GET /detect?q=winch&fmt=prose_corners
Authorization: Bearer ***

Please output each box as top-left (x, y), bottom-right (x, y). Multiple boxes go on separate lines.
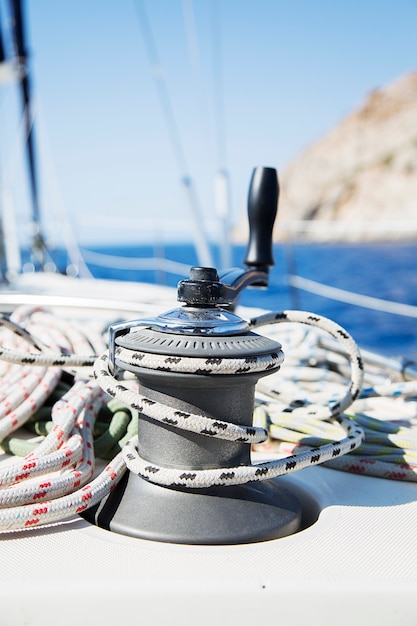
top-left (85, 167), bottom-right (304, 543)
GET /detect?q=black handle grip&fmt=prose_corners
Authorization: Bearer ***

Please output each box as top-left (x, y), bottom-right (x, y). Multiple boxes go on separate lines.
top-left (244, 166), bottom-right (279, 268)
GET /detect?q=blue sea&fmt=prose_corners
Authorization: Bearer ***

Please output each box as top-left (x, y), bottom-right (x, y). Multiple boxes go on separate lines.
top-left (48, 241), bottom-right (417, 360)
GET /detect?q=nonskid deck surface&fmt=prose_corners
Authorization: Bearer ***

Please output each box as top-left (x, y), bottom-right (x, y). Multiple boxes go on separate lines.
top-left (0, 273), bottom-right (415, 625)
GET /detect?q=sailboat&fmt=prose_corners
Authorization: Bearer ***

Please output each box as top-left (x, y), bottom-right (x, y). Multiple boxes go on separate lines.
top-left (0, 2), bottom-right (416, 625)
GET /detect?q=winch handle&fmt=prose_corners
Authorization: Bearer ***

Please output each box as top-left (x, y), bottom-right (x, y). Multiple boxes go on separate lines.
top-left (177, 166), bottom-right (279, 307)
top-left (244, 166), bottom-right (279, 270)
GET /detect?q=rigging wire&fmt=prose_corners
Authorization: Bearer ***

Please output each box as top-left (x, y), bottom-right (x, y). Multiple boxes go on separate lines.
top-left (209, 1), bottom-right (232, 268)
top-left (80, 247), bottom-right (190, 275)
top-left (133, 0), bottom-right (213, 268)
top-left (210, 0), bottom-right (227, 172)
top-left (289, 274), bottom-right (417, 318)
top-left (182, 0), bottom-right (213, 164)
top-left (134, 0), bottom-right (187, 178)
top-left (32, 97), bottom-right (93, 279)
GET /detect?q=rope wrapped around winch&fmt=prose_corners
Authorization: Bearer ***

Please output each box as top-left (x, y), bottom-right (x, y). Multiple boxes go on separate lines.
top-left (0, 305), bottom-right (415, 531)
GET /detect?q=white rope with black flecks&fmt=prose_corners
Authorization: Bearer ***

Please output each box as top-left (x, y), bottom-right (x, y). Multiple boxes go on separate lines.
top-left (114, 345), bottom-right (284, 376)
top-left (93, 310), bottom-right (365, 488)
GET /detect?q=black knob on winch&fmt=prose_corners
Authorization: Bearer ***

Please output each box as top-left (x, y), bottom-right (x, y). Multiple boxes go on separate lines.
top-left (177, 267), bottom-right (223, 306)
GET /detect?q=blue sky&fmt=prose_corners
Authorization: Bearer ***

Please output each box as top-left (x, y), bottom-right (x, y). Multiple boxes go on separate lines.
top-left (2, 0), bottom-right (417, 246)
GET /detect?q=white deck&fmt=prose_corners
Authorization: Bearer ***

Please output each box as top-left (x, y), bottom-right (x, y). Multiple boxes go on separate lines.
top-left (1, 465), bottom-right (416, 626)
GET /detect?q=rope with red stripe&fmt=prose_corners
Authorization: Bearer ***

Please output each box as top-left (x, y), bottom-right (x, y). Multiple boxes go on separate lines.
top-left (0, 307), bottom-right (126, 531)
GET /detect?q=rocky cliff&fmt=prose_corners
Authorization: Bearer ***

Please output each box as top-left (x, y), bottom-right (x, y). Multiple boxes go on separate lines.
top-left (237, 72), bottom-right (417, 242)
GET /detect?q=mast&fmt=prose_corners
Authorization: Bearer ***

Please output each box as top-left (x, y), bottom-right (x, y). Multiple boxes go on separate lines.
top-left (0, 2), bottom-right (22, 281)
top-left (0, 4), bottom-right (5, 65)
top-left (8, 0), bottom-right (47, 268)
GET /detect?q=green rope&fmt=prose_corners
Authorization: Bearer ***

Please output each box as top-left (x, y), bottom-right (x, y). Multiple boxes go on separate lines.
top-left (1, 391), bottom-right (138, 460)
top-left (94, 409), bottom-right (132, 458)
top-left (1, 437), bottom-right (38, 456)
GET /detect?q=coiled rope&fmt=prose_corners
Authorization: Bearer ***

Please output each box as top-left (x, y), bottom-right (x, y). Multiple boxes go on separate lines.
top-left (251, 318), bottom-right (417, 482)
top-left (0, 308), bottom-right (127, 531)
top-left (0, 304), bottom-right (415, 532)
